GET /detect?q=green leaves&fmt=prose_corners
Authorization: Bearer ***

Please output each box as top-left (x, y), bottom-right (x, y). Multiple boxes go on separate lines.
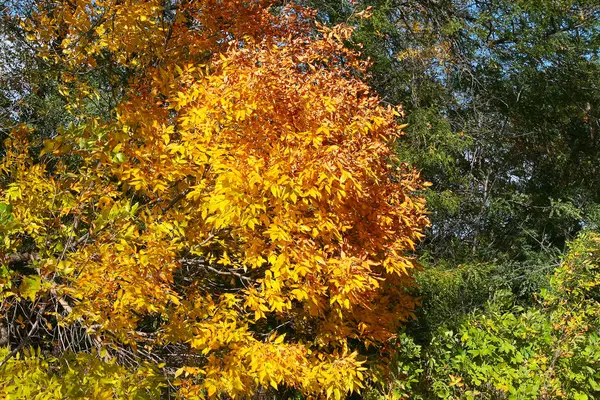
top-left (402, 232), bottom-right (600, 399)
top-left (0, 202), bottom-right (13, 226)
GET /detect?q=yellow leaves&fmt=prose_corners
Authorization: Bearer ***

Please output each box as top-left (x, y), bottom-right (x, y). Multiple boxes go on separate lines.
top-left (218, 252), bottom-right (232, 266)
top-left (4, 1), bottom-right (430, 398)
top-left (235, 108), bottom-right (247, 121)
top-left (272, 333), bottom-right (286, 345)
top-left (291, 288), bottom-right (309, 301)
top-left (0, 350), bottom-right (163, 398)
top-left (206, 382), bottom-right (218, 397)
top-left (18, 275), bottom-right (42, 302)
top-left (449, 374), bottom-right (465, 387)
top-left (175, 366), bottom-right (205, 378)
top-left (56, 260), bottom-right (75, 276)
top-left (327, 386), bottom-right (342, 400)
top-left (269, 183), bottom-right (280, 198)
top-left (264, 224), bottom-right (291, 243)
top-left (95, 24), bottom-right (106, 37)
top-left (168, 294), bottom-right (181, 306)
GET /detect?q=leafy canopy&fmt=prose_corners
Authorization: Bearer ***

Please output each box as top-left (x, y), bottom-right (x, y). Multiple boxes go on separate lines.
top-left (0, 0), bottom-right (428, 398)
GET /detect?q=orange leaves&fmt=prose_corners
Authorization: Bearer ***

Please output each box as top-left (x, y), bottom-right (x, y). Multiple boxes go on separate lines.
top-left (2, 0), bottom-right (430, 398)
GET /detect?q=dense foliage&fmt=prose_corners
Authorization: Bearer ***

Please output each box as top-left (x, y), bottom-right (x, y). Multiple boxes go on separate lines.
top-left (400, 232), bottom-right (600, 399)
top-left (306, 0), bottom-right (600, 265)
top-left (1, 0), bottom-right (600, 399)
top-left (0, 0), bottom-right (429, 398)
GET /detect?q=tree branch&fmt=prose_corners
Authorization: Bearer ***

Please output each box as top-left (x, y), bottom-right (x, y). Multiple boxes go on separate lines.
top-left (0, 306), bottom-right (45, 368)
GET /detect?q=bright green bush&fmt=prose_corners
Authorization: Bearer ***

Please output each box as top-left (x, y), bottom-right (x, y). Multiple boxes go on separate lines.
top-left (421, 232), bottom-right (600, 399)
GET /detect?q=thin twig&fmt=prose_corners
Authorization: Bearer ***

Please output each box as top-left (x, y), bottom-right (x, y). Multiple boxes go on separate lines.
top-left (0, 306), bottom-right (45, 368)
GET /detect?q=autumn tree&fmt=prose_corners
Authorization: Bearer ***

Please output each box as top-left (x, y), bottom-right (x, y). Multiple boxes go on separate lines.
top-left (0, 0), bottom-right (428, 398)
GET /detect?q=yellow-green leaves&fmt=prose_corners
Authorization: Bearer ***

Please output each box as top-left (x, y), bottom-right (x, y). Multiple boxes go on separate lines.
top-left (18, 276), bottom-right (41, 302)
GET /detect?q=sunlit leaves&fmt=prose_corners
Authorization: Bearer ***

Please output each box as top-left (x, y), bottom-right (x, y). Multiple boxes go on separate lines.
top-left (423, 232), bottom-right (600, 399)
top-left (0, 1), bottom-right (428, 398)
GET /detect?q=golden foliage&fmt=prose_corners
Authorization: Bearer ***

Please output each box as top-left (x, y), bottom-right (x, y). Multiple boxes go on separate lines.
top-left (1, 1), bottom-right (428, 398)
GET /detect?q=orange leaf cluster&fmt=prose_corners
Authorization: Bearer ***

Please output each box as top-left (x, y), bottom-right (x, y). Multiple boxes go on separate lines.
top-left (1, 1), bottom-right (428, 398)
